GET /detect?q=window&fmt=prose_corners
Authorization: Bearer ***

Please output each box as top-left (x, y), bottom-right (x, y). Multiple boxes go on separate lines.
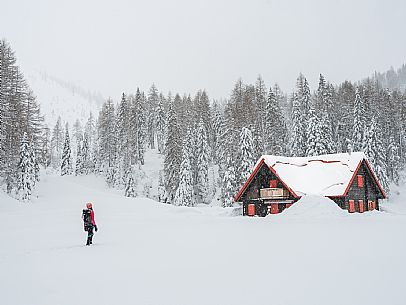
top-left (358, 200), bottom-right (364, 213)
top-left (348, 200), bottom-right (355, 213)
top-left (357, 175), bottom-right (364, 188)
top-left (269, 179), bottom-right (277, 188)
top-left (248, 204), bottom-right (255, 216)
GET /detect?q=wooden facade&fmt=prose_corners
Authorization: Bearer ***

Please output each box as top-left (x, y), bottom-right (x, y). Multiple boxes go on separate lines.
top-left (235, 158), bottom-right (386, 217)
top-left (237, 161), bottom-right (297, 216)
top-left (330, 160), bottom-right (385, 213)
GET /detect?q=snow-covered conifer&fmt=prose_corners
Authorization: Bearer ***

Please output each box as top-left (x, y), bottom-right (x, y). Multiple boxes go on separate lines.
top-left (222, 155), bottom-right (237, 207)
top-left (238, 127), bottom-right (255, 186)
top-left (156, 93), bottom-right (166, 154)
top-left (164, 99), bottom-right (182, 203)
top-left (264, 86), bottom-right (286, 155)
top-left (387, 136), bottom-right (400, 184)
top-left (31, 148), bottom-right (40, 184)
top-left (290, 93), bottom-right (305, 157)
top-left (306, 102), bottom-right (334, 156)
top-left (50, 117), bottom-right (64, 169)
top-left (173, 134), bottom-right (194, 207)
top-left (352, 87), bottom-right (366, 151)
top-left (61, 125), bottom-right (73, 176)
top-left (363, 117), bottom-right (389, 192)
top-left (124, 168), bottom-right (137, 197)
top-left (17, 133), bottom-right (34, 201)
top-left (196, 119), bottom-right (210, 204)
top-left (147, 84), bottom-right (159, 149)
top-left (157, 170), bottom-right (167, 203)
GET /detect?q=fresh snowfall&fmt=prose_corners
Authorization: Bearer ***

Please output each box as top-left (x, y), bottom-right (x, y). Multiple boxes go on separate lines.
top-left (1, 38), bottom-right (406, 305)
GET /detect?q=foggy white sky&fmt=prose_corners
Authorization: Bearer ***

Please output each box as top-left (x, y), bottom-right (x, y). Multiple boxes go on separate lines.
top-left (2, 0), bottom-right (406, 99)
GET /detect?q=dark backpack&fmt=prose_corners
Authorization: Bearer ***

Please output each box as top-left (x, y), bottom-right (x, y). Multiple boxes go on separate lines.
top-left (82, 209), bottom-right (92, 231)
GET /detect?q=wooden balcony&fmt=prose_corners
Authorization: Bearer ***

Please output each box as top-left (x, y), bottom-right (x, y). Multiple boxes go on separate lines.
top-left (260, 188), bottom-right (289, 199)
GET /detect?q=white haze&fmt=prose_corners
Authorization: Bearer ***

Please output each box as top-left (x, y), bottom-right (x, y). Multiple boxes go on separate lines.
top-left (2, 0), bottom-right (406, 99)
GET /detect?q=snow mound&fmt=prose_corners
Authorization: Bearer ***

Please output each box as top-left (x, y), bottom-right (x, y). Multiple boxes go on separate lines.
top-left (281, 195), bottom-right (347, 217)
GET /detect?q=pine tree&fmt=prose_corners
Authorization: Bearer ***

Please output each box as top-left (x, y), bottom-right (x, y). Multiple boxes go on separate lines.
top-left (81, 135), bottom-right (90, 174)
top-left (252, 76), bottom-right (267, 156)
top-left (173, 135), bottom-right (194, 207)
top-left (51, 117), bottom-right (64, 169)
top-left (129, 89), bottom-right (147, 165)
top-left (31, 147), bottom-right (40, 184)
top-left (157, 170), bottom-right (167, 203)
top-left (164, 99), bottom-right (182, 203)
top-left (210, 102), bottom-right (224, 163)
top-left (156, 93), bottom-right (166, 154)
top-left (264, 86), bottom-right (286, 155)
top-left (17, 133), bottom-right (34, 201)
top-left (124, 167), bottom-right (137, 197)
top-left (61, 125), bottom-right (73, 176)
top-left (352, 87), bottom-right (365, 151)
top-left (38, 126), bottom-right (51, 168)
top-left (218, 102), bottom-right (239, 204)
top-left (73, 119), bottom-right (83, 145)
top-left (193, 90), bottom-right (211, 143)
top-left (83, 113), bottom-right (95, 173)
top-left (290, 93), bottom-right (305, 156)
top-left (116, 93), bottom-right (130, 180)
top-left (315, 74), bottom-right (335, 140)
top-left (98, 98), bottom-right (117, 180)
top-left (387, 136), bottom-right (400, 184)
top-left (335, 81), bottom-right (355, 153)
top-left (290, 74), bottom-right (311, 155)
top-left (222, 155), bottom-right (237, 207)
top-left (147, 84), bottom-right (159, 149)
top-left (75, 138), bottom-right (83, 176)
top-left (196, 119), bottom-right (210, 204)
top-left (297, 74), bottom-right (311, 118)
top-left (238, 127), bottom-right (255, 187)
top-left (306, 102), bottom-right (334, 156)
top-left (363, 117), bottom-right (389, 193)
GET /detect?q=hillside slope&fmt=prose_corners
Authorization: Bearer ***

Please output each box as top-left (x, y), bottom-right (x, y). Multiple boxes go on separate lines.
top-left (26, 70), bottom-right (104, 127)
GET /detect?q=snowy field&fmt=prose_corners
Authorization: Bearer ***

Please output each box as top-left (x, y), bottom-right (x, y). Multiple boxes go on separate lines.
top-left (1, 172), bottom-right (406, 305)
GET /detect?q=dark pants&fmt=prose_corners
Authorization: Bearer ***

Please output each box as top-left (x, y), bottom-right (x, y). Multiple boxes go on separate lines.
top-left (86, 226), bottom-right (94, 245)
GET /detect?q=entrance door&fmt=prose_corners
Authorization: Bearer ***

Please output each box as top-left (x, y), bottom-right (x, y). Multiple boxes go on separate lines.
top-left (270, 203), bottom-right (279, 214)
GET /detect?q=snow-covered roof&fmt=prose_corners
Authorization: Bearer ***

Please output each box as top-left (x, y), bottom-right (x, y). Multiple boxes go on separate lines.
top-left (259, 152), bottom-right (366, 197)
top-left (235, 152), bottom-right (387, 201)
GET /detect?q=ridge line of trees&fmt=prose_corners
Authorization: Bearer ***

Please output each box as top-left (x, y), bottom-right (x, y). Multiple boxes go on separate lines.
top-left (2, 39), bottom-right (406, 205)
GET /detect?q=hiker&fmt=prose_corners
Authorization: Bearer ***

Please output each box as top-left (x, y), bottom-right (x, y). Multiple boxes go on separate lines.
top-left (82, 202), bottom-right (98, 246)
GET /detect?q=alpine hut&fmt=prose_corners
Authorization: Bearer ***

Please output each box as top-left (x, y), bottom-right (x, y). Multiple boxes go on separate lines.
top-left (234, 152), bottom-right (387, 216)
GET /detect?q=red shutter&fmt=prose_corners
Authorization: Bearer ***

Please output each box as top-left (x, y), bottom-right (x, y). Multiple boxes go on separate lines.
top-left (358, 200), bottom-right (364, 213)
top-left (348, 200), bottom-right (355, 213)
top-left (248, 204), bottom-right (255, 216)
top-left (357, 175), bottom-right (364, 188)
top-left (270, 204), bottom-right (279, 214)
top-left (269, 180), bottom-right (277, 188)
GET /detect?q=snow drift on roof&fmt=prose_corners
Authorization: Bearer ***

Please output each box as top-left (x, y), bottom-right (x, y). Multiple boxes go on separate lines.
top-left (259, 152), bottom-right (366, 197)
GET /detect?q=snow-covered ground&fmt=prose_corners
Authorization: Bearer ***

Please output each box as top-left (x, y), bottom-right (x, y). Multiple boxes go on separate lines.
top-left (1, 162), bottom-right (406, 305)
